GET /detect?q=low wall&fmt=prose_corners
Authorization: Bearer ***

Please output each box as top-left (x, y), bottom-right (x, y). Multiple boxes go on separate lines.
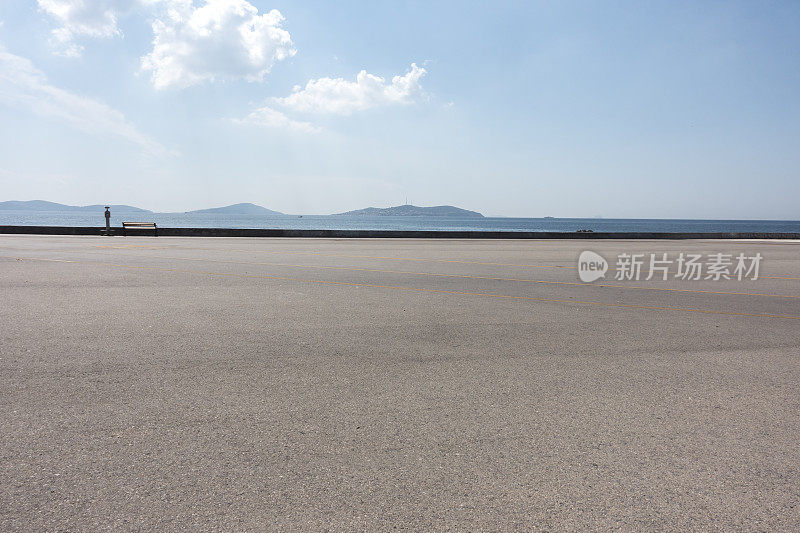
top-left (1, 225), bottom-right (799, 240)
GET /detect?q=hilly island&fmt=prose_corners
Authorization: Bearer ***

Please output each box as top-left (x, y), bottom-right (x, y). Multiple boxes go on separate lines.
top-left (0, 200), bottom-right (150, 213)
top-left (184, 203), bottom-right (283, 215)
top-left (335, 204), bottom-right (484, 218)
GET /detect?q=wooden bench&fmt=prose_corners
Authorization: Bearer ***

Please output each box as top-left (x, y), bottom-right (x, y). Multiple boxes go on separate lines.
top-left (122, 221), bottom-right (158, 236)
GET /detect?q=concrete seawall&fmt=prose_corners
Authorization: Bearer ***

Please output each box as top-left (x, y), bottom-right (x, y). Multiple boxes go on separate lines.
top-left (1, 225), bottom-right (799, 239)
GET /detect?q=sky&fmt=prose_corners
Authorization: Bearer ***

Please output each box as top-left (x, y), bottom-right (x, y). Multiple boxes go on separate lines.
top-left (0, 1), bottom-right (799, 218)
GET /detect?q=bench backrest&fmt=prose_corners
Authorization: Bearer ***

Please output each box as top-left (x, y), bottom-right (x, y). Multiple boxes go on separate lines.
top-left (122, 222), bottom-right (157, 228)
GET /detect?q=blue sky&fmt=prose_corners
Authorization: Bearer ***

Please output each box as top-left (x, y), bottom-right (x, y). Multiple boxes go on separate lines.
top-left (0, 1), bottom-right (798, 218)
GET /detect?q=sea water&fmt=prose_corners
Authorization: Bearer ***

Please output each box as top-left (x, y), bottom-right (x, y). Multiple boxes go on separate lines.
top-left (1, 211), bottom-right (799, 233)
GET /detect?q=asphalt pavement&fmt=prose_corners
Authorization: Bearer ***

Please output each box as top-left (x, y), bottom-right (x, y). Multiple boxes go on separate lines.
top-left (1, 235), bottom-right (799, 530)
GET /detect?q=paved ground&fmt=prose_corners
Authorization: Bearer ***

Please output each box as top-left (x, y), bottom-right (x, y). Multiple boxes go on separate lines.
top-left (1, 235), bottom-right (799, 531)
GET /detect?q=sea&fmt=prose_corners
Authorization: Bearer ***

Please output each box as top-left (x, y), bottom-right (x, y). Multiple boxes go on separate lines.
top-left (1, 211), bottom-right (800, 233)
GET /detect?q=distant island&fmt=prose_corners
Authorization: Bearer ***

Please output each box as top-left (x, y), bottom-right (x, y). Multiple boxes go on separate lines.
top-left (0, 200), bottom-right (150, 213)
top-left (0, 201), bottom-right (284, 215)
top-left (185, 203), bottom-right (283, 215)
top-left (335, 204), bottom-right (484, 218)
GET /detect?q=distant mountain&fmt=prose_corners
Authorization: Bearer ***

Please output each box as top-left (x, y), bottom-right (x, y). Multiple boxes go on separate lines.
top-left (185, 203), bottom-right (283, 215)
top-left (0, 200), bottom-right (150, 213)
top-left (335, 204), bottom-right (484, 218)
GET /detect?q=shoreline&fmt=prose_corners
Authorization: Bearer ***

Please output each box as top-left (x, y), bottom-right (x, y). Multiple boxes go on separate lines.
top-left (2, 225), bottom-right (800, 240)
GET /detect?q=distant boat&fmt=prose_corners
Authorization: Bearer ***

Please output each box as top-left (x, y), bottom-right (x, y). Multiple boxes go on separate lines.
top-left (543, 216), bottom-right (555, 219)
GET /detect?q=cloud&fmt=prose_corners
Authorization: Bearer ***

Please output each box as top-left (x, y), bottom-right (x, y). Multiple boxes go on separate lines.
top-left (0, 47), bottom-right (166, 155)
top-left (233, 106), bottom-right (320, 133)
top-left (37, 0), bottom-right (296, 88)
top-left (272, 63), bottom-right (427, 115)
top-left (141, 0), bottom-right (295, 89)
top-left (37, 0), bottom-right (137, 57)
top-left (235, 63), bottom-right (427, 133)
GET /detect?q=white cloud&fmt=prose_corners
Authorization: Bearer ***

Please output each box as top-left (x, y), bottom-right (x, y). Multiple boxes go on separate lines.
top-left (37, 0), bottom-right (137, 57)
top-left (37, 0), bottom-right (296, 86)
top-left (234, 106), bottom-right (320, 133)
top-left (0, 47), bottom-right (166, 155)
top-left (272, 63), bottom-right (427, 115)
top-left (141, 0), bottom-right (295, 89)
